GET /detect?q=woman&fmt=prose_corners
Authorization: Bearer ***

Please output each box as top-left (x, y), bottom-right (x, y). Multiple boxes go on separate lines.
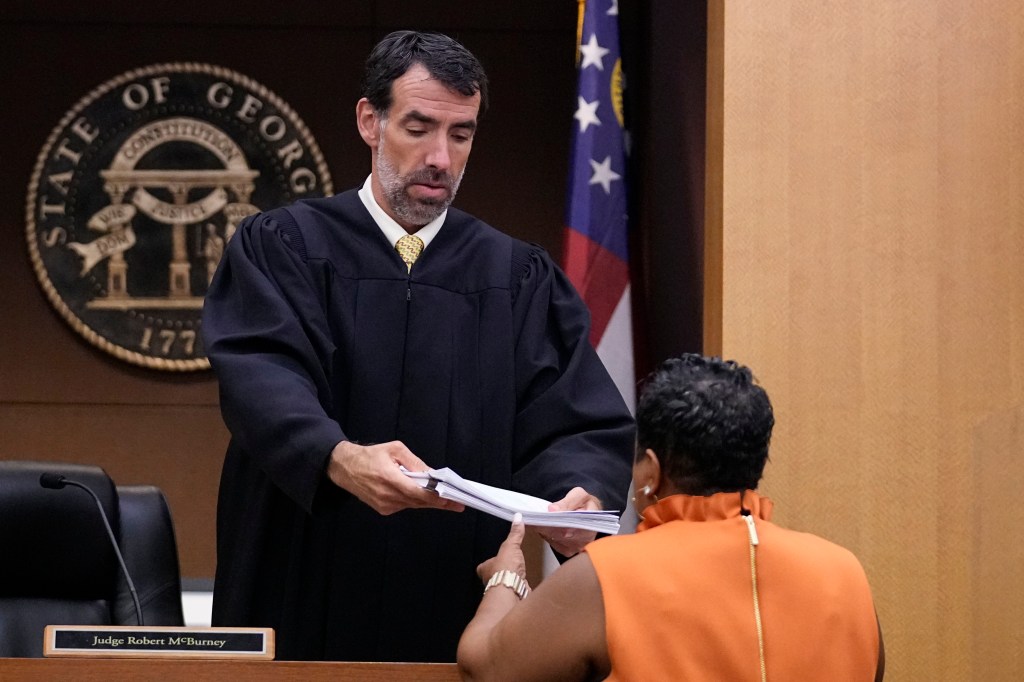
top-left (458, 354), bottom-right (883, 681)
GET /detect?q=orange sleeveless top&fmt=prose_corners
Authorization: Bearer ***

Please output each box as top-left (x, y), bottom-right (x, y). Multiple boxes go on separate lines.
top-left (585, 492), bottom-right (879, 681)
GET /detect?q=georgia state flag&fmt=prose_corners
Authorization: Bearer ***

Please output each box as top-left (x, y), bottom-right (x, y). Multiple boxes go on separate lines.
top-left (563, 0), bottom-right (634, 410)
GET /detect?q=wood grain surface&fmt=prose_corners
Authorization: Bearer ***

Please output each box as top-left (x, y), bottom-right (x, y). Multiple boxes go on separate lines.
top-left (707, 1), bottom-right (1024, 679)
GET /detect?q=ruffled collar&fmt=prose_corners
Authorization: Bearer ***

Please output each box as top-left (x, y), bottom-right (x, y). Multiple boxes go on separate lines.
top-left (637, 490), bottom-right (774, 532)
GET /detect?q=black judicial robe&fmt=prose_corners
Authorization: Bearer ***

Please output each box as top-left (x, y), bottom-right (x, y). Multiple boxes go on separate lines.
top-left (202, 189), bottom-right (634, 662)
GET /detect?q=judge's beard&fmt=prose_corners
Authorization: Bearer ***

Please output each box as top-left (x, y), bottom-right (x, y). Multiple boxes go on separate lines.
top-left (376, 130), bottom-right (465, 227)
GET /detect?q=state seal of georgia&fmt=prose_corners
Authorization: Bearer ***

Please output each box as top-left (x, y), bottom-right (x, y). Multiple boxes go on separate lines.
top-left (25, 63), bottom-right (332, 371)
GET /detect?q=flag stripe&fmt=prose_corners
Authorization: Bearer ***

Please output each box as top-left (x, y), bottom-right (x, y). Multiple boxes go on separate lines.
top-left (596, 286), bottom-right (636, 409)
top-left (563, 228), bottom-right (629, 346)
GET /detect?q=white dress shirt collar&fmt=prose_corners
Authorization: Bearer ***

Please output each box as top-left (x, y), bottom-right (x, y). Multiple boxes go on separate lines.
top-left (357, 175), bottom-right (445, 250)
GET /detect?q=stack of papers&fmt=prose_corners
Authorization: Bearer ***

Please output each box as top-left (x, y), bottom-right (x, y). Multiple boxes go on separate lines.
top-left (404, 466), bottom-right (620, 535)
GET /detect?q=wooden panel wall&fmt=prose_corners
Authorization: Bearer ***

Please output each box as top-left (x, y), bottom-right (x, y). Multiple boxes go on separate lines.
top-left (0, 2), bottom-right (578, 579)
top-left (707, 1), bottom-right (1024, 679)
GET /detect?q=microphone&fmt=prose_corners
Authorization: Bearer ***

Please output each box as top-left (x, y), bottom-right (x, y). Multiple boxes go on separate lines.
top-left (40, 472), bottom-right (144, 626)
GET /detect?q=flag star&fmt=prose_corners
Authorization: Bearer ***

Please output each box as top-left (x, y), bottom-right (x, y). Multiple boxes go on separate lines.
top-left (574, 96), bottom-right (602, 132)
top-left (608, 0), bottom-right (619, 16)
top-left (579, 34), bottom-right (610, 71)
top-left (589, 156), bottom-right (622, 194)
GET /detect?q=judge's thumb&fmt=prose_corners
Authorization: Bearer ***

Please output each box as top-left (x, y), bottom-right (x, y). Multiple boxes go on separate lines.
top-left (388, 441), bottom-right (428, 471)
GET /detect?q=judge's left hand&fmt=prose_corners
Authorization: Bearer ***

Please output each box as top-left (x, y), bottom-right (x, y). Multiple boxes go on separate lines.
top-left (532, 487), bottom-right (601, 557)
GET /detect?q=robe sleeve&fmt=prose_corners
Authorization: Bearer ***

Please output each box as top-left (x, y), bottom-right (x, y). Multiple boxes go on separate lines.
top-left (202, 209), bottom-right (345, 513)
top-left (509, 245), bottom-right (635, 514)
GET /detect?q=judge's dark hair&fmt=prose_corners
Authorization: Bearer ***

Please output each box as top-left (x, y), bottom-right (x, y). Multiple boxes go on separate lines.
top-left (362, 30), bottom-right (489, 117)
top-left (636, 354), bottom-right (774, 494)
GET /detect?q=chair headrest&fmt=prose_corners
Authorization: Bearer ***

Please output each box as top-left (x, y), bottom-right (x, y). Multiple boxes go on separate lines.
top-left (0, 461), bottom-right (119, 599)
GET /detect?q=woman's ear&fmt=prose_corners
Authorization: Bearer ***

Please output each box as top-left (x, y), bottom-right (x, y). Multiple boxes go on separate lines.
top-left (634, 447), bottom-right (662, 495)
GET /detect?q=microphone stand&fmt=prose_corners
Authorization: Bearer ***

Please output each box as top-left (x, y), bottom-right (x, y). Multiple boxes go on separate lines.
top-left (40, 474), bottom-right (144, 626)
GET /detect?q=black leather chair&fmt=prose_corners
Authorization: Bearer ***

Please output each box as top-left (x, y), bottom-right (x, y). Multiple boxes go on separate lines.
top-left (0, 460), bottom-right (185, 656)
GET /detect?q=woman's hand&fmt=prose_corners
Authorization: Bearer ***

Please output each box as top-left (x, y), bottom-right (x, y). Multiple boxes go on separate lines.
top-left (477, 512), bottom-right (528, 584)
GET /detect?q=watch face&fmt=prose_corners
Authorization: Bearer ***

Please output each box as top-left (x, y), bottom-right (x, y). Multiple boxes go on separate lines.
top-left (26, 62), bottom-right (332, 371)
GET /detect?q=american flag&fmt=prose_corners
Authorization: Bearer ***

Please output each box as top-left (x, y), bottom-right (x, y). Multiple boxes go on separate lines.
top-left (563, 0), bottom-right (635, 410)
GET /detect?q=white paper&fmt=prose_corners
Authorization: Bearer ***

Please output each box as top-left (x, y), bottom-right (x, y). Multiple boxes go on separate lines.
top-left (403, 466), bottom-right (620, 535)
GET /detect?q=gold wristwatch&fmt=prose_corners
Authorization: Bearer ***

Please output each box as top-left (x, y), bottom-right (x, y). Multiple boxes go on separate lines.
top-left (484, 569), bottom-right (531, 600)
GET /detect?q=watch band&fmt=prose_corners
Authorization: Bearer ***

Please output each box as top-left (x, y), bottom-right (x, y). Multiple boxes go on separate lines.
top-left (484, 569), bottom-right (531, 600)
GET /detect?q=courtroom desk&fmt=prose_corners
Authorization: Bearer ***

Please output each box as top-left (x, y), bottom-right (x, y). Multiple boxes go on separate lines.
top-left (0, 658), bottom-right (461, 681)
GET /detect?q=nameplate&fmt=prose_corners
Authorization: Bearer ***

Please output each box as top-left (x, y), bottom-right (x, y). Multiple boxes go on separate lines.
top-left (43, 625), bottom-right (275, 659)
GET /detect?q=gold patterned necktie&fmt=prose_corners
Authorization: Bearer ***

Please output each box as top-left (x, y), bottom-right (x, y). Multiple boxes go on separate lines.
top-left (395, 234), bottom-right (425, 272)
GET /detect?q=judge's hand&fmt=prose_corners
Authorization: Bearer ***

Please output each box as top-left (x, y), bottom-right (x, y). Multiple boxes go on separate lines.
top-left (326, 440), bottom-right (465, 516)
top-left (476, 513), bottom-right (528, 583)
top-left (532, 487), bottom-right (601, 557)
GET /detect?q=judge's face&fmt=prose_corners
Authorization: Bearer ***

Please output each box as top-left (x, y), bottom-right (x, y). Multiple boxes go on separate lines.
top-left (357, 63), bottom-right (480, 229)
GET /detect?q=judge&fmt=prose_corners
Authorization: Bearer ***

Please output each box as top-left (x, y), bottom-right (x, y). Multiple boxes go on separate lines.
top-left (201, 30), bottom-right (634, 662)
